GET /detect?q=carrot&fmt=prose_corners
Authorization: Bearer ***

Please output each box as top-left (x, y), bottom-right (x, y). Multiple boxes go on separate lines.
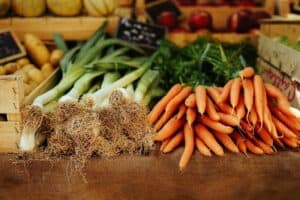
top-left (282, 137), bottom-right (299, 148)
top-left (218, 112), bottom-right (239, 126)
top-left (274, 138), bottom-right (285, 148)
top-left (155, 87), bottom-right (192, 130)
top-left (207, 87), bottom-right (220, 103)
top-left (262, 84), bottom-right (273, 133)
top-left (148, 84), bottom-right (182, 124)
top-left (154, 117), bottom-right (185, 141)
top-left (252, 138), bottom-right (273, 154)
top-left (195, 137), bottom-right (212, 157)
top-left (231, 131), bottom-right (247, 155)
top-left (176, 104), bottom-right (187, 120)
top-left (265, 83), bottom-right (294, 116)
top-left (160, 139), bottom-right (170, 151)
top-left (240, 67), bottom-right (255, 79)
top-left (163, 131), bottom-right (184, 153)
top-left (236, 94), bottom-right (246, 121)
top-left (195, 85), bottom-right (206, 114)
top-left (179, 124), bottom-right (195, 171)
top-left (214, 131), bottom-right (239, 153)
top-left (255, 126), bottom-right (273, 146)
top-left (185, 93), bottom-right (196, 108)
top-left (218, 79), bottom-right (233, 103)
top-left (198, 115), bottom-right (234, 134)
top-left (249, 106), bottom-right (258, 127)
top-left (186, 108), bottom-right (197, 126)
top-left (242, 79), bottom-right (254, 116)
top-left (245, 139), bottom-right (264, 155)
top-left (272, 116), bottom-right (298, 139)
top-left (254, 75), bottom-right (265, 125)
top-left (271, 107), bottom-right (300, 131)
top-left (240, 120), bottom-right (254, 133)
top-left (230, 78), bottom-right (242, 110)
top-left (195, 124), bottom-right (224, 156)
top-left (206, 96), bottom-right (220, 121)
top-left (216, 87), bottom-right (223, 93)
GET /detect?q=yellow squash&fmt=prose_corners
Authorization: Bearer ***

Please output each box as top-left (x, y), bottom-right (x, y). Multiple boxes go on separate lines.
top-left (84, 0), bottom-right (117, 17)
top-left (0, 0), bottom-right (10, 17)
top-left (12, 0), bottom-right (46, 17)
top-left (47, 0), bottom-right (82, 17)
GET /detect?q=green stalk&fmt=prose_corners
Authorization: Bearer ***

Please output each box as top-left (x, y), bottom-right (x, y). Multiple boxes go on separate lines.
top-left (92, 62), bottom-right (150, 108)
top-left (87, 82), bottom-right (102, 94)
top-left (53, 32), bottom-right (68, 53)
top-left (142, 88), bottom-right (165, 106)
top-left (59, 71), bottom-right (105, 102)
top-left (101, 72), bottom-right (121, 88)
top-left (134, 69), bottom-right (159, 102)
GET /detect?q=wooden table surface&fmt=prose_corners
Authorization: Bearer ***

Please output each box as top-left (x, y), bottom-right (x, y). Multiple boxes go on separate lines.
top-left (0, 149), bottom-right (300, 200)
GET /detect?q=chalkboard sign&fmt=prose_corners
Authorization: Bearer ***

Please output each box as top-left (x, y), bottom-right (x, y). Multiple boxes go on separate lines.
top-left (146, 0), bottom-right (182, 23)
top-left (115, 18), bottom-right (167, 49)
top-left (0, 29), bottom-right (26, 64)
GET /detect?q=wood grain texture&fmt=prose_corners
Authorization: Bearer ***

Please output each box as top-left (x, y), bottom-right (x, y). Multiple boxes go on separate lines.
top-left (0, 150), bottom-right (300, 200)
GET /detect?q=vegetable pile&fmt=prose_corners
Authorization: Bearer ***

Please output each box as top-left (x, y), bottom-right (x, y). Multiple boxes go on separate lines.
top-left (152, 38), bottom-right (256, 90)
top-left (148, 67), bottom-right (300, 170)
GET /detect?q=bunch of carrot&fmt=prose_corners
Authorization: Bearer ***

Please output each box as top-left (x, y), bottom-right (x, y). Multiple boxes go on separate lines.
top-left (147, 67), bottom-right (300, 171)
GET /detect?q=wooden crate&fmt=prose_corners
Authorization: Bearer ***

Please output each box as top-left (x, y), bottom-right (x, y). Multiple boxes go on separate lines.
top-left (0, 69), bottom-right (60, 152)
top-left (0, 16), bottom-right (120, 41)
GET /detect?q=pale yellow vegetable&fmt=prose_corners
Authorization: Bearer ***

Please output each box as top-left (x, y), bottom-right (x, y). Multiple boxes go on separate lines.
top-left (84, 0), bottom-right (117, 17)
top-left (0, 66), bottom-right (6, 75)
top-left (16, 58), bottom-right (30, 67)
top-left (4, 62), bottom-right (19, 74)
top-left (0, 0), bottom-right (10, 17)
top-left (22, 64), bottom-right (36, 73)
top-left (24, 33), bottom-right (50, 67)
top-left (24, 83), bottom-right (31, 96)
top-left (50, 49), bottom-right (64, 67)
top-left (12, 0), bottom-right (46, 17)
top-left (47, 0), bottom-right (82, 17)
top-left (14, 70), bottom-right (30, 83)
top-left (27, 68), bottom-right (44, 83)
top-left (41, 62), bottom-right (55, 78)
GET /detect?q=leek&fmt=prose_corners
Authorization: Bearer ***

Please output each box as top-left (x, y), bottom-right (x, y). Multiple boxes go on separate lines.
top-left (142, 88), bottom-right (165, 106)
top-left (134, 69), bottom-right (159, 102)
top-left (101, 72), bottom-right (121, 88)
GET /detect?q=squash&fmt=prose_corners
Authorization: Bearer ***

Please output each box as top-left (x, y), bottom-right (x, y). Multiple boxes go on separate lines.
top-left (12, 0), bottom-right (46, 17)
top-left (47, 0), bottom-right (82, 17)
top-left (84, 0), bottom-right (117, 17)
top-left (0, 0), bottom-right (10, 17)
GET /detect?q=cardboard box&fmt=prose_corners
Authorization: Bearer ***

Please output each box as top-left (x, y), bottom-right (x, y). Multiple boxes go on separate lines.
top-left (257, 58), bottom-right (300, 109)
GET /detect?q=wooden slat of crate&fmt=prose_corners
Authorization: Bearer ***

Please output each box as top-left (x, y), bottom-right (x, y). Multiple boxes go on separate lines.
top-left (0, 16), bottom-right (120, 41)
top-left (0, 122), bottom-right (20, 152)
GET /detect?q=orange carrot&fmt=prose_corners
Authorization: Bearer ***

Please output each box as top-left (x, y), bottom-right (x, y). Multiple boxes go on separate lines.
top-left (207, 87), bottom-right (220, 103)
top-left (195, 85), bottom-right (206, 114)
top-left (195, 124), bottom-right (224, 156)
top-left (249, 106), bottom-right (258, 127)
top-left (255, 126), bottom-right (273, 146)
top-left (218, 112), bottom-right (239, 126)
top-left (179, 124), bottom-right (195, 171)
top-left (274, 138), bottom-right (285, 148)
top-left (198, 115), bottom-right (234, 134)
top-left (160, 139), bottom-right (170, 151)
top-left (240, 67), bottom-right (255, 79)
top-left (186, 108), bottom-right (197, 126)
top-left (163, 131), bottom-right (184, 153)
top-left (176, 104), bottom-right (187, 120)
top-left (230, 78), bottom-right (242, 110)
top-left (156, 87), bottom-right (192, 131)
top-left (271, 107), bottom-right (300, 131)
top-left (185, 93), bottom-right (196, 108)
top-left (236, 94), bottom-right (246, 121)
top-left (254, 75), bottom-right (265, 125)
top-left (154, 117), bottom-right (185, 141)
top-left (272, 116), bottom-right (298, 139)
top-left (245, 139), bottom-right (264, 155)
top-left (231, 131), bottom-right (247, 155)
top-left (282, 137), bottom-right (299, 148)
top-left (206, 96), bottom-right (221, 121)
top-left (262, 84), bottom-right (273, 133)
top-left (148, 84), bottom-right (182, 124)
top-left (240, 120), bottom-right (254, 133)
top-left (242, 79), bottom-right (254, 115)
top-left (265, 83), bottom-right (294, 116)
top-left (218, 79), bottom-right (233, 103)
top-left (154, 112), bottom-right (167, 131)
top-left (252, 138), bottom-right (273, 154)
top-left (214, 131), bottom-right (239, 153)
top-left (195, 137), bottom-right (212, 157)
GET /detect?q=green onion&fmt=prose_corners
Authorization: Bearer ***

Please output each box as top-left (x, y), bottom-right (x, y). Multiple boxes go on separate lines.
top-left (142, 88), bottom-right (165, 106)
top-left (134, 69), bottom-right (159, 102)
top-left (101, 72), bottom-right (121, 89)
